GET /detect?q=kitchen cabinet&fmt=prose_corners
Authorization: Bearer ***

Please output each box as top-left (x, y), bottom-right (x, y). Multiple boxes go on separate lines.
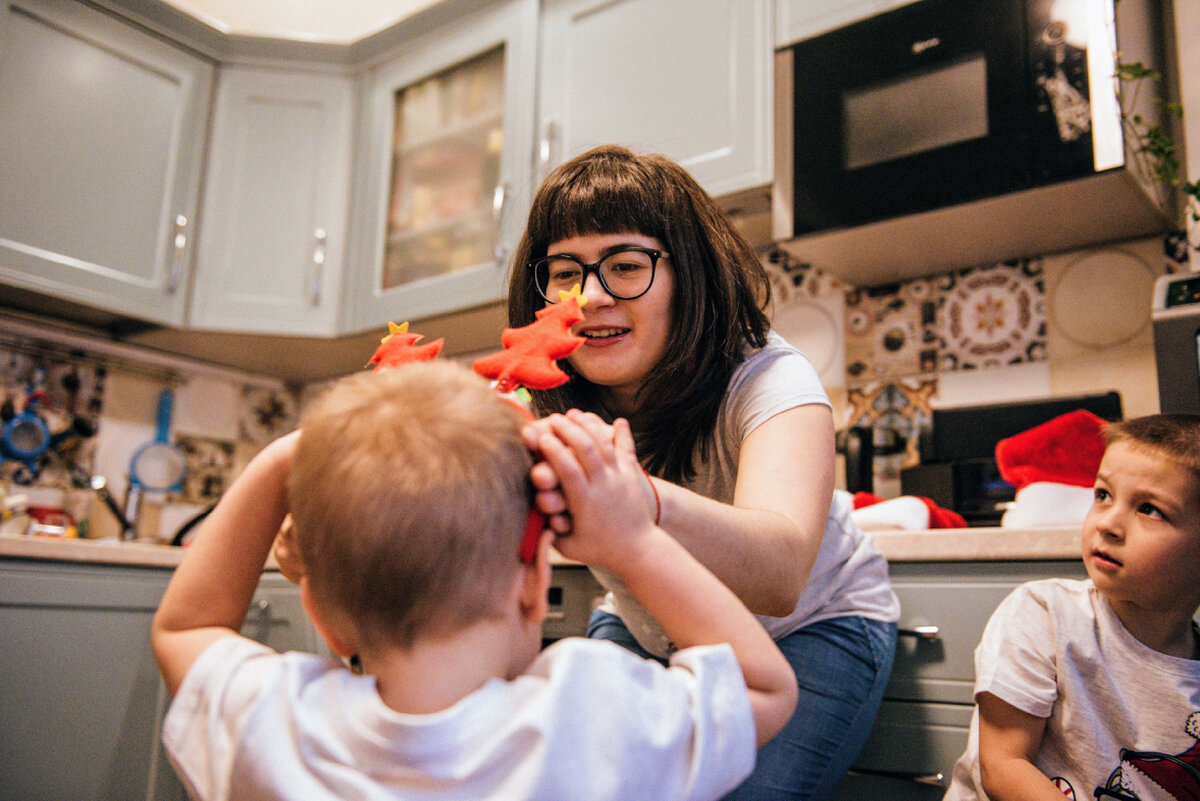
top-left (0, 0), bottom-right (212, 327)
top-left (537, 0), bottom-right (773, 198)
top-left (344, 0), bottom-right (538, 333)
top-left (189, 67), bottom-right (354, 336)
top-left (542, 563), bottom-right (605, 644)
top-left (774, 0), bottom-right (921, 48)
top-left (0, 557), bottom-right (321, 801)
top-left (828, 559), bottom-right (1088, 801)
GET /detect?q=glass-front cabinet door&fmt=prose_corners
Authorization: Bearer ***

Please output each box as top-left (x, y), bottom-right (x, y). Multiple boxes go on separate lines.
top-left (385, 47), bottom-right (503, 290)
top-left (347, 0), bottom-right (537, 333)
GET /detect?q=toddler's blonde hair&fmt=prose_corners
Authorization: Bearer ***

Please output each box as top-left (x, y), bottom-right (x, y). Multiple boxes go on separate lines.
top-left (288, 361), bottom-right (534, 647)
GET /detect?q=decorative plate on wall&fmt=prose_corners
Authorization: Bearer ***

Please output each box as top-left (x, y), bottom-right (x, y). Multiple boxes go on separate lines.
top-left (764, 250), bottom-right (846, 387)
top-left (1049, 248), bottom-right (1156, 349)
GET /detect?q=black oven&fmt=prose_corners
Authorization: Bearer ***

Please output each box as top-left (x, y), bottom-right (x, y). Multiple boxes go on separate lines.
top-left (781, 0), bottom-right (1153, 238)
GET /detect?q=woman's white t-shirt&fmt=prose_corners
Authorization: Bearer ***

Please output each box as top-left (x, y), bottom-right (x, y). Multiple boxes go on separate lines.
top-left (594, 331), bottom-right (900, 656)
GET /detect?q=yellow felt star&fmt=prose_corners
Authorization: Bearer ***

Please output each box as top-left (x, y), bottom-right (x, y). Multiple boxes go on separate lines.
top-left (381, 321), bottom-right (409, 342)
top-left (557, 284), bottom-right (588, 307)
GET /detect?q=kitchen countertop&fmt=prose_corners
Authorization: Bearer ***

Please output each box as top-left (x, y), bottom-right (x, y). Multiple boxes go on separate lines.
top-left (869, 524), bottom-right (1081, 562)
top-left (0, 534), bottom-right (250, 569)
top-left (1, 525), bottom-right (1083, 567)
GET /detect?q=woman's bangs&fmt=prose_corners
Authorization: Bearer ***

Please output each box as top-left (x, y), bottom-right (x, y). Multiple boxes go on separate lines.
top-left (532, 171), bottom-right (663, 248)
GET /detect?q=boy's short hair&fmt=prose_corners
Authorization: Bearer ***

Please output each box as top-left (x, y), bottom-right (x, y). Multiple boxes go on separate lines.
top-left (287, 361), bottom-right (534, 647)
top-left (1105, 413), bottom-right (1200, 501)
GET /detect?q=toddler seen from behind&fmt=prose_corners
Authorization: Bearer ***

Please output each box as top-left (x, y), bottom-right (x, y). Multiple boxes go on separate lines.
top-left (151, 361), bottom-right (797, 800)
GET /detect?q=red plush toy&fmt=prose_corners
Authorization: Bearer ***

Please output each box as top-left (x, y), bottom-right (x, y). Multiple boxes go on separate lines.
top-left (367, 321), bottom-right (444, 370)
top-left (994, 409), bottom-right (1108, 490)
top-left (472, 290), bottom-right (587, 393)
top-left (364, 318), bottom-right (563, 564)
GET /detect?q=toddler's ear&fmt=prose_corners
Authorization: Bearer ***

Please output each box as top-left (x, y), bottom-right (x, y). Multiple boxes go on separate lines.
top-left (517, 530), bottom-right (554, 624)
top-left (272, 515), bottom-right (306, 585)
top-left (300, 578), bottom-right (356, 658)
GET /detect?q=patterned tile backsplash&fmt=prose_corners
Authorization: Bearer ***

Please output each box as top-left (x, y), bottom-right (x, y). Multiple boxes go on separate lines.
top-left (764, 233), bottom-right (1178, 493)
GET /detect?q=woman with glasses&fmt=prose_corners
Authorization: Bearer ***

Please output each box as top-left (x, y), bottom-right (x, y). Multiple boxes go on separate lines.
top-left (510, 145), bottom-right (900, 801)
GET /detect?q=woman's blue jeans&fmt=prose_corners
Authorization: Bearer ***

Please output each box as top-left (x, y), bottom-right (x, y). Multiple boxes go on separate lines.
top-left (587, 610), bottom-right (897, 801)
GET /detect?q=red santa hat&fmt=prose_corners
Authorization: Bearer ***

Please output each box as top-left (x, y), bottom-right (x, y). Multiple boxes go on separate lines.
top-left (994, 409), bottom-right (1109, 491)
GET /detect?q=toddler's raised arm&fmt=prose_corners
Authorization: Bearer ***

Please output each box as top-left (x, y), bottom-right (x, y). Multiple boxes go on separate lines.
top-left (151, 431), bottom-right (297, 695)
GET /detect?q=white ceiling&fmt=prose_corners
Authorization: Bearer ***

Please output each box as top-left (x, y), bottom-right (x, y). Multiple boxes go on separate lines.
top-left (161, 0), bottom-right (442, 44)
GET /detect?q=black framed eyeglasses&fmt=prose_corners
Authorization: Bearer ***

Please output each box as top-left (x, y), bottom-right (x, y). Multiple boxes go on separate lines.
top-left (531, 246), bottom-right (667, 302)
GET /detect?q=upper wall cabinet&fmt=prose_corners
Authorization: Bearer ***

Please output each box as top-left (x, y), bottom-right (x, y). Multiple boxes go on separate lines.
top-left (537, 0), bottom-right (773, 198)
top-left (0, 0), bottom-right (212, 326)
top-left (344, 0), bottom-right (538, 333)
top-left (189, 67), bottom-right (354, 336)
top-left (775, 0), bottom-right (920, 48)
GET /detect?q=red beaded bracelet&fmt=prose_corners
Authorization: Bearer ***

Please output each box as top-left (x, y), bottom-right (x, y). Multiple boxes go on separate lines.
top-left (641, 467), bottom-right (661, 526)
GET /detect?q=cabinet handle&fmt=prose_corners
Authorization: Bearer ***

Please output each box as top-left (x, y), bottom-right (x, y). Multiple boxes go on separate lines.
top-left (537, 119), bottom-right (558, 179)
top-left (898, 624), bottom-right (941, 640)
top-left (491, 183), bottom-right (508, 263)
top-left (309, 228), bottom-right (327, 306)
top-left (167, 214), bottom-right (188, 294)
top-left (849, 767), bottom-right (946, 787)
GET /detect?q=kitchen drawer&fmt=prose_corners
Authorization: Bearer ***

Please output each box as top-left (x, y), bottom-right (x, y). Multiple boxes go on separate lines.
top-left (849, 700), bottom-right (972, 789)
top-left (543, 565), bottom-right (605, 642)
top-left (887, 560), bottom-right (1087, 705)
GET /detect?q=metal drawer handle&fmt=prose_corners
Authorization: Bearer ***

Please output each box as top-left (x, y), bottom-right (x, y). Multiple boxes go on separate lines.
top-left (897, 624), bottom-right (941, 640)
top-left (850, 767), bottom-right (945, 786)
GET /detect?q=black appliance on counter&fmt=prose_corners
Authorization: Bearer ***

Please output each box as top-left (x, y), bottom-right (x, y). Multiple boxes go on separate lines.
top-left (900, 392), bottom-right (1123, 526)
top-left (1153, 272), bottom-right (1200, 414)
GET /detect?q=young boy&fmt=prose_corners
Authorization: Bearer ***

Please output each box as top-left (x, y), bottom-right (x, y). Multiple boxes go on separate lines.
top-left (151, 361), bottom-right (797, 801)
top-left (944, 413), bottom-right (1200, 801)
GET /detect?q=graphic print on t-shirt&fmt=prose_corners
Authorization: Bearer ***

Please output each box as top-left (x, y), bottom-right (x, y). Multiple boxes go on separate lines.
top-left (1093, 711), bottom-right (1200, 801)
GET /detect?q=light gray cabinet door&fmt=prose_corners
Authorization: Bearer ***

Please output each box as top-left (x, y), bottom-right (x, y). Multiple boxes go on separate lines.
top-left (0, 0), bottom-right (212, 326)
top-left (0, 560), bottom-right (172, 801)
top-left (190, 67), bottom-right (354, 336)
top-left (0, 558), bottom-right (321, 801)
top-left (537, 0), bottom-right (773, 198)
top-left (345, 0), bottom-right (538, 333)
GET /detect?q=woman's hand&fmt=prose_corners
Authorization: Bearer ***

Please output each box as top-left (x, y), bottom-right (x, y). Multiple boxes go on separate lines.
top-left (531, 411), bottom-right (657, 568)
top-left (524, 414), bottom-right (659, 538)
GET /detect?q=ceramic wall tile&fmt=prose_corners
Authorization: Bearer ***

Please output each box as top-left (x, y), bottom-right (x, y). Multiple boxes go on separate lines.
top-left (763, 249), bottom-right (847, 389)
top-left (936, 260), bottom-right (1046, 370)
top-left (1043, 238), bottom-right (1165, 362)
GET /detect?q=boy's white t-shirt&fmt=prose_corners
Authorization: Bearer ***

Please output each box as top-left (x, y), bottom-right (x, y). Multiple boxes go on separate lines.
top-left (163, 635), bottom-right (756, 801)
top-left (944, 578), bottom-right (1200, 801)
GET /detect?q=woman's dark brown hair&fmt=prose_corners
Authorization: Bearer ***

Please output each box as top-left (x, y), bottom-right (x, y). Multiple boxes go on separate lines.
top-left (508, 145), bottom-right (771, 482)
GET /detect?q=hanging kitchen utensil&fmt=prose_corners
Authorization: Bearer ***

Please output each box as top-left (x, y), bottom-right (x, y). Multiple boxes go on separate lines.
top-left (1, 409), bottom-right (51, 475)
top-left (124, 388), bottom-right (186, 539)
top-left (130, 388), bottom-right (186, 493)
